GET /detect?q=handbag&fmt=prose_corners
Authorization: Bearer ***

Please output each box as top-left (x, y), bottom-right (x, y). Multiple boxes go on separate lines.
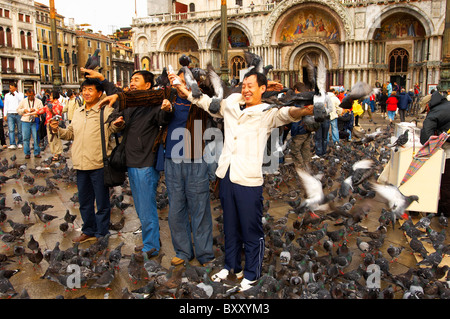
top-left (100, 108), bottom-right (126, 188)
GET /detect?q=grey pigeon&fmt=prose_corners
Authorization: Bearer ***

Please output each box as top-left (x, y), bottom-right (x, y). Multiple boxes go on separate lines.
top-left (181, 65), bottom-right (202, 99)
top-left (387, 244), bottom-right (404, 262)
top-left (90, 269), bottom-right (115, 290)
top-left (0, 269), bottom-right (17, 298)
top-left (84, 48), bottom-right (100, 70)
top-left (388, 130), bottom-right (409, 151)
top-left (339, 81), bottom-right (379, 110)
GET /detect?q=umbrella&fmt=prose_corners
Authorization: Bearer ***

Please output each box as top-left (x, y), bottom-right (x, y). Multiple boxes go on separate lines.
top-left (400, 131), bottom-right (449, 186)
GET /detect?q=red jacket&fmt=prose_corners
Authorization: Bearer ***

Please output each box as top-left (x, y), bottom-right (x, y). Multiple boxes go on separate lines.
top-left (36, 100), bottom-right (63, 125)
top-left (386, 96), bottom-right (398, 112)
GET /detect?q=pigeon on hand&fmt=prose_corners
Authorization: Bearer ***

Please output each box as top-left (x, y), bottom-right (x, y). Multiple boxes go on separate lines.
top-left (205, 63), bottom-right (224, 114)
top-left (181, 66), bottom-right (202, 99)
top-left (371, 183), bottom-right (418, 225)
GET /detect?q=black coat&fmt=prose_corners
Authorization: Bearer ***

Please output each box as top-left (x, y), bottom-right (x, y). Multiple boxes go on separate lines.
top-left (420, 91), bottom-right (450, 145)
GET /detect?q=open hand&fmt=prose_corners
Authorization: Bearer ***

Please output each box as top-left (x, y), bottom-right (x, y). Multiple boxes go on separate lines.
top-left (99, 94), bottom-right (118, 109)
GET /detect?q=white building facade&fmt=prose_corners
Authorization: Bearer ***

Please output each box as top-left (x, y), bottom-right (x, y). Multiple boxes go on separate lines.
top-left (132, 0), bottom-right (445, 93)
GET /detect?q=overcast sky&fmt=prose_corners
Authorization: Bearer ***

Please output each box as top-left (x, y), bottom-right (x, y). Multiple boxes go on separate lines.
top-left (38, 0), bottom-right (148, 35)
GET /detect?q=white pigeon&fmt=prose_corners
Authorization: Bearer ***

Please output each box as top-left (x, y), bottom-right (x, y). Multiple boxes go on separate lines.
top-left (296, 169), bottom-right (325, 213)
top-left (371, 183), bottom-right (419, 223)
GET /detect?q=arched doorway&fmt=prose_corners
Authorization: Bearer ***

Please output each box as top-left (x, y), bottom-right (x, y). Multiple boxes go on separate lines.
top-left (372, 12), bottom-right (427, 91)
top-left (388, 48), bottom-right (409, 89)
top-left (165, 33), bottom-right (200, 68)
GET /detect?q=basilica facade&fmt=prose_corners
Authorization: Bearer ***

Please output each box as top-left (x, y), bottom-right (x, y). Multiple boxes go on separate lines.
top-left (131, 0), bottom-right (445, 94)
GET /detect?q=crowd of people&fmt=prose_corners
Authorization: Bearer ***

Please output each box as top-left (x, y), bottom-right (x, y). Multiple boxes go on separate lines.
top-left (1, 69), bottom-right (448, 292)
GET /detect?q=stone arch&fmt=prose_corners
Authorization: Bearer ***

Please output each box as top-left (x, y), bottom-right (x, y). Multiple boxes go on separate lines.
top-left (285, 38), bottom-right (337, 70)
top-left (158, 27), bottom-right (201, 51)
top-left (206, 21), bottom-right (253, 49)
top-left (263, 0), bottom-right (353, 45)
top-left (366, 4), bottom-right (434, 40)
top-left (135, 33), bottom-right (150, 54)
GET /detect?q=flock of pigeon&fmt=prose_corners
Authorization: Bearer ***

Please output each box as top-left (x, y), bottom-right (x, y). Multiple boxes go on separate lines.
top-left (0, 119), bottom-right (447, 299)
top-left (0, 50), bottom-right (449, 299)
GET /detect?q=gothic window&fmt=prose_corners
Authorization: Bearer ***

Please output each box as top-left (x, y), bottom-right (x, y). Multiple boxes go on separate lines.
top-left (389, 49), bottom-right (409, 73)
top-left (231, 55), bottom-right (246, 79)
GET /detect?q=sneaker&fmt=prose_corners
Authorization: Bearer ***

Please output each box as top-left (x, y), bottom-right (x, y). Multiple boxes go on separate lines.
top-left (17, 144), bottom-right (23, 149)
top-left (8, 145), bottom-right (17, 150)
top-left (311, 155), bottom-right (320, 160)
top-left (239, 278), bottom-right (256, 292)
top-left (211, 269), bottom-right (244, 282)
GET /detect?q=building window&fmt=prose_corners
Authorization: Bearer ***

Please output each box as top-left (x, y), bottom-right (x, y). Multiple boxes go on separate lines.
top-left (106, 44), bottom-right (109, 51)
top-left (20, 31), bottom-right (26, 49)
top-left (189, 3), bottom-right (195, 12)
top-left (25, 15), bottom-right (31, 23)
top-left (19, 13), bottom-right (24, 22)
top-left (0, 27), bottom-right (4, 47)
top-left (4, 9), bottom-right (10, 18)
top-left (236, 0), bottom-right (243, 6)
top-left (27, 32), bottom-right (32, 50)
top-left (106, 56), bottom-right (110, 66)
top-left (6, 28), bottom-right (12, 47)
top-left (231, 55), bottom-right (246, 79)
top-left (42, 45), bottom-right (48, 60)
top-left (87, 40), bottom-right (91, 47)
top-left (389, 48), bottom-right (409, 73)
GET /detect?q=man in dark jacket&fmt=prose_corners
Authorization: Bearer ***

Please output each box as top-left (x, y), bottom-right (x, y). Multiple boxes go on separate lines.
top-left (397, 88), bottom-right (412, 122)
top-left (420, 91), bottom-right (450, 217)
top-left (123, 70), bottom-right (173, 257)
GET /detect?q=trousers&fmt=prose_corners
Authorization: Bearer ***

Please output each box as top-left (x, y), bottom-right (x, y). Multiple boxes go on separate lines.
top-left (127, 166), bottom-right (160, 255)
top-left (76, 168), bottom-right (111, 238)
top-left (219, 169), bottom-right (265, 281)
top-left (164, 158), bottom-right (214, 264)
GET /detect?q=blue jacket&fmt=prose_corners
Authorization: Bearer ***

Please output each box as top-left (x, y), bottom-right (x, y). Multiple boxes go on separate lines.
top-left (397, 92), bottom-right (412, 110)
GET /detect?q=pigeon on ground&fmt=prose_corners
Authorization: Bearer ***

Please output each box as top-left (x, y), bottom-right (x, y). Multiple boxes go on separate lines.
top-left (27, 234), bottom-right (39, 252)
top-left (20, 201), bottom-right (31, 220)
top-left (12, 189), bottom-right (22, 203)
top-left (63, 209), bottom-right (77, 227)
top-left (387, 245), bottom-right (404, 262)
top-left (0, 269), bottom-right (17, 298)
top-left (34, 210), bottom-right (58, 226)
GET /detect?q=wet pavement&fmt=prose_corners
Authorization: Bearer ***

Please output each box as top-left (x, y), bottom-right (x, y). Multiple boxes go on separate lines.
top-left (0, 109), bottom-right (448, 299)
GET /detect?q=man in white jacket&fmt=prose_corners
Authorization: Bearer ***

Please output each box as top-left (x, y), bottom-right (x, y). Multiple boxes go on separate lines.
top-left (169, 69), bottom-right (314, 291)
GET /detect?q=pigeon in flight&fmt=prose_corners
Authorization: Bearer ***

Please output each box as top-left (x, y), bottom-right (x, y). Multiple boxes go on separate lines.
top-left (371, 183), bottom-right (419, 225)
top-left (339, 81), bottom-right (380, 110)
top-left (295, 169), bottom-right (326, 214)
